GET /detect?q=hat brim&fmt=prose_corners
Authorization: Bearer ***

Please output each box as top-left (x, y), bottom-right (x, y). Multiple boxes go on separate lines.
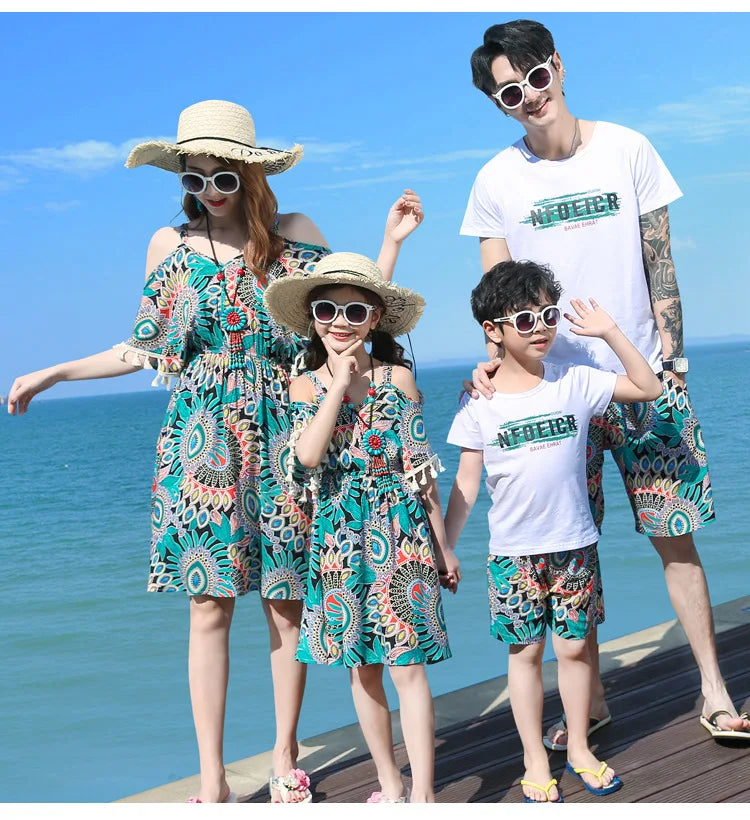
top-left (125, 139), bottom-right (303, 175)
top-left (264, 272), bottom-right (425, 339)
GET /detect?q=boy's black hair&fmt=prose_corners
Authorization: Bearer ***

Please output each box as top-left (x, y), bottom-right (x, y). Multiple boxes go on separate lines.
top-left (470, 260), bottom-right (562, 326)
top-left (471, 19), bottom-right (556, 98)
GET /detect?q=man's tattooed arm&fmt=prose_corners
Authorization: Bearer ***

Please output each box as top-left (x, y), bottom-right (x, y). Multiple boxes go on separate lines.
top-left (640, 205), bottom-right (684, 363)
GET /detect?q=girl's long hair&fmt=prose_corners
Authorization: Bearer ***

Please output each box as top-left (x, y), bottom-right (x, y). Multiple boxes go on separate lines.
top-left (181, 157), bottom-right (283, 285)
top-left (302, 286), bottom-right (413, 373)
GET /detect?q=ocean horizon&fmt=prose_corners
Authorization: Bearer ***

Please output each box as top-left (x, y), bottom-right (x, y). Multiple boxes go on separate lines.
top-left (1, 340), bottom-right (748, 802)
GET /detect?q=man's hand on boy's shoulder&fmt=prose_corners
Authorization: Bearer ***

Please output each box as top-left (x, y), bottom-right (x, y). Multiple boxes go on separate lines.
top-left (461, 359), bottom-right (500, 402)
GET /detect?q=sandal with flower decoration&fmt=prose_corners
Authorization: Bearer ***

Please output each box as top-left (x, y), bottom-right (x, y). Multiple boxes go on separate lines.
top-left (268, 768), bottom-right (313, 804)
top-left (186, 789), bottom-right (237, 803)
top-left (366, 787), bottom-right (410, 803)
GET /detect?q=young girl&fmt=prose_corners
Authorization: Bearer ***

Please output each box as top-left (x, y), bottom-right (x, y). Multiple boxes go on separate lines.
top-left (264, 252), bottom-right (460, 803)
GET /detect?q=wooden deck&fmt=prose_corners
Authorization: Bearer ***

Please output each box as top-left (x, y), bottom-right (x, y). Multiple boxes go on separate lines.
top-left (248, 622), bottom-right (750, 803)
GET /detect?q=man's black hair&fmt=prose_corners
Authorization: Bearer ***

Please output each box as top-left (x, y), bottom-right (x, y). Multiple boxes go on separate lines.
top-left (471, 19), bottom-right (556, 98)
top-left (470, 260), bottom-right (562, 327)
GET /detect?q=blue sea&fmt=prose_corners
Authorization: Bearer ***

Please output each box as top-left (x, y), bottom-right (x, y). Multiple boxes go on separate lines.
top-left (1, 342), bottom-right (748, 802)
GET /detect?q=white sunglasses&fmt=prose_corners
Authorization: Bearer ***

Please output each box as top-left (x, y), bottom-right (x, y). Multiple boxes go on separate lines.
top-left (178, 171), bottom-right (241, 195)
top-left (494, 305), bottom-right (561, 334)
top-left (492, 56), bottom-right (555, 109)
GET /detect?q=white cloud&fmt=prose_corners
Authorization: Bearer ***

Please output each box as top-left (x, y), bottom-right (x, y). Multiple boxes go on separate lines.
top-left (43, 200), bottom-right (81, 212)
top-left (672, 237), bottom-right (697, 252)
top-left (334, 148), bottom-right (499, 173)
top-left (628, 85), bottom-right (750, 143)
top-left (308, 169), bottom-right (457, 191)
top-left (2, 135), bottom-right (172, 174)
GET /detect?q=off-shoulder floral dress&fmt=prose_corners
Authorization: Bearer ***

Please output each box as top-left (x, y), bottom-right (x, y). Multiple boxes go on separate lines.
top-left (115, 226), bottom-right (329, 599)
top-left (288, 367), bottom-right (452, 667)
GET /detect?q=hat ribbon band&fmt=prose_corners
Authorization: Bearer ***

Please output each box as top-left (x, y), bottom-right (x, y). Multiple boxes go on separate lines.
top-left (176, 136), bottom-right (258, 148)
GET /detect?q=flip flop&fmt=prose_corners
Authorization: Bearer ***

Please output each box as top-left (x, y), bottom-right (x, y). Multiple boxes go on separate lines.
top-left (699, 710), bottom-right (750, 740)
top-left (543, 713), bottom-right (612, 751)
top-left (269, 768), bottom-right (313, 803)
top-left (520, 777), bottom-right (564, 803)
top-left (564, 761), bottom-right (622, 796)
top-left (366, 787), bottom-right (410, 803)
top-left (186, 790), bottom-right (237, 803)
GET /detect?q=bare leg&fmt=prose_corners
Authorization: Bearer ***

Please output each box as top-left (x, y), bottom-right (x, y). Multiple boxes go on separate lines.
top-left (261, 597), bottom-right (309, 802)
top-left (388, 664), bottom-right (435, 802)
top-left (508, 642), bottom-right (560, 802)
top-left (189, 595), bottom-right (235, 803)
top-left (651, 533), bottom-right (750, 732)
top-left (350, 665), bottom-right (405, 800)
top-left (553, 633), bottom-right (616, 790)
top-left (545, 627), bottom-right (609, 748)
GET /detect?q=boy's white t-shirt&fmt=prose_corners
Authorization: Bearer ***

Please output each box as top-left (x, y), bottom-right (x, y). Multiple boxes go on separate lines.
top-left (460, 121), bottom-right (682, 375)
top-left (447, 362), bottom-right (617, 557)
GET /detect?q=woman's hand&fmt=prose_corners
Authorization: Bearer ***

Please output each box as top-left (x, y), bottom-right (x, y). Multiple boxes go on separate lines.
top-left (7, 367), bottom-right (60, 416)
top-left (384, 189), bottom-right (424, 244)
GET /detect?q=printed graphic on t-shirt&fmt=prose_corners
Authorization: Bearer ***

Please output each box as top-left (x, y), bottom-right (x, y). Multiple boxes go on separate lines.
top-left (488, 412), bottom-right (579, 451)
top-left (521, 189), bottom-right (621, 231)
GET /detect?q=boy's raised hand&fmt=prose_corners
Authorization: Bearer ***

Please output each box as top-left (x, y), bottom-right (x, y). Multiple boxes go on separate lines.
top-left (321, 336), bottom-right (363, 391)
top-left (565, 297), bottom-right (617, 339)
top-left (384, 189), bottom-right (424, 244)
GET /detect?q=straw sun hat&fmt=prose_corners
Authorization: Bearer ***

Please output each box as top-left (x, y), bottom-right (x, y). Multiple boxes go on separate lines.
top-left (264, 252), bottom-right (425, 339)
top-left (125, 99), bottom-right (303, 175)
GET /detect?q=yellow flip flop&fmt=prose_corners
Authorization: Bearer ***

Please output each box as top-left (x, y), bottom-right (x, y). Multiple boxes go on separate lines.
top-left (520, 777), bottom-right (563, 803)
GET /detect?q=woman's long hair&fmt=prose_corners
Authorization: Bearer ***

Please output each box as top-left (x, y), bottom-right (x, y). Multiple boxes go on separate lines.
top-left (302, 285), bottom-right (413, 372)
top-left (181, 157), bottom-right (283, 284)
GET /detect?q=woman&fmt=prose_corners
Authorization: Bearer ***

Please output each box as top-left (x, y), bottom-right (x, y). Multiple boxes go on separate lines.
top-left (7, 99), bottom-right (424, 803)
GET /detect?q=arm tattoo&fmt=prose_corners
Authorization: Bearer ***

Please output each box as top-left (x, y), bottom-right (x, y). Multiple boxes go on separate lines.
top-left (640, 206), bottom-right (683, 358)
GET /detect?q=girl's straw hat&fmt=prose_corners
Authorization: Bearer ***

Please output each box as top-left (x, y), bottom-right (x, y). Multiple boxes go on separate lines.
top-left (125, 100), bottom-right (303, 175)
top-left (264, 252), bottom-right (425, 338)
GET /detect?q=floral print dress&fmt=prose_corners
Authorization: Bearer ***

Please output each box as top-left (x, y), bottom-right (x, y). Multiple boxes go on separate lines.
top-left (288, 367), bottom-right (452, 667)
top-left (115, 227), bottom-right (329, 599)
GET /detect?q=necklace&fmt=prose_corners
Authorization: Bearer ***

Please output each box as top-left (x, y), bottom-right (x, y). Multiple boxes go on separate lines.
top-left (524, 117), bottom-right (579, 160)
top-left (205, 215), bottom-right (248, 371)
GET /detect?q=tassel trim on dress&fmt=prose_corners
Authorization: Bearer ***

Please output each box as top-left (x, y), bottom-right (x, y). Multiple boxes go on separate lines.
top-left (403, 454), bottom-right (444, 493)
top-left (113, 342), bottom-right (182, 390)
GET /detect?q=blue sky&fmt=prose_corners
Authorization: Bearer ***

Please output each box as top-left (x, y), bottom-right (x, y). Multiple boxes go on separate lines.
top-left (2, 11), bottom-right (749, 400)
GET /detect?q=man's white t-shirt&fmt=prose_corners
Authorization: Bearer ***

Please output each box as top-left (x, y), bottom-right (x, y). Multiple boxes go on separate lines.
top-left (460, 121), bottom-right (682, 375)
top-left (447, 363), bottom-right (617, 557)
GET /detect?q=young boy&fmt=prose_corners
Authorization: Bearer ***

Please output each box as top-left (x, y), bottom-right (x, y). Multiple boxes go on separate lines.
top-left (443, 260), bottom-right (662, 802)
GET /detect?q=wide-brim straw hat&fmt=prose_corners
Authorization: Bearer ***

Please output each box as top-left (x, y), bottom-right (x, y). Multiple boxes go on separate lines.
top-left (125, 99), bottom-right (303, 175)
top-left (265, 252), bottom-right (425, 338)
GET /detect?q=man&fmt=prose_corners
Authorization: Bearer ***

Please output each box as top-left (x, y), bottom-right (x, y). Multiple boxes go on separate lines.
top-left (460, 18), bottom-right (750, 746)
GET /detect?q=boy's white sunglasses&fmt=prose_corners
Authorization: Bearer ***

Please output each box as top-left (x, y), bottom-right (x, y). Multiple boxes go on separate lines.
top-left (492, 56), bottom-right (554, 109)
top-left (494, 305), bottom-right (561, 334)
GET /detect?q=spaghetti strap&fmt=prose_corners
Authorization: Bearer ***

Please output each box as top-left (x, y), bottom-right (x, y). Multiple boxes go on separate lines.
top-left (381, 364), bottom-right (394, 385)
top-left (179, 223), bottom-right (189, 239)
top-left (305, 370), bottom-right (327, 396)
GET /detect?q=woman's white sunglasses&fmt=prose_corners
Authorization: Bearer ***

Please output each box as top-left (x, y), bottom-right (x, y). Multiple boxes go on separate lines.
top-left (178, 171), bottom-right (241, 195)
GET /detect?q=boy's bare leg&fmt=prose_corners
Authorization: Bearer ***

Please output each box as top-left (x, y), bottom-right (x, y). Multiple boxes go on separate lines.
top-left (545, 627), bottom-right (609, 747)
top-left (552, 632), bottom-right (617, 790)
top-left (508, 642), bottom-right (560, 802)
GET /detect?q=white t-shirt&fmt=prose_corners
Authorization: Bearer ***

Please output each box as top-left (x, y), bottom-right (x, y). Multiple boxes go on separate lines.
top-left (460, 121), bottom-right (682, 375)
top-left (447, 363), bottom-right (617, 557)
